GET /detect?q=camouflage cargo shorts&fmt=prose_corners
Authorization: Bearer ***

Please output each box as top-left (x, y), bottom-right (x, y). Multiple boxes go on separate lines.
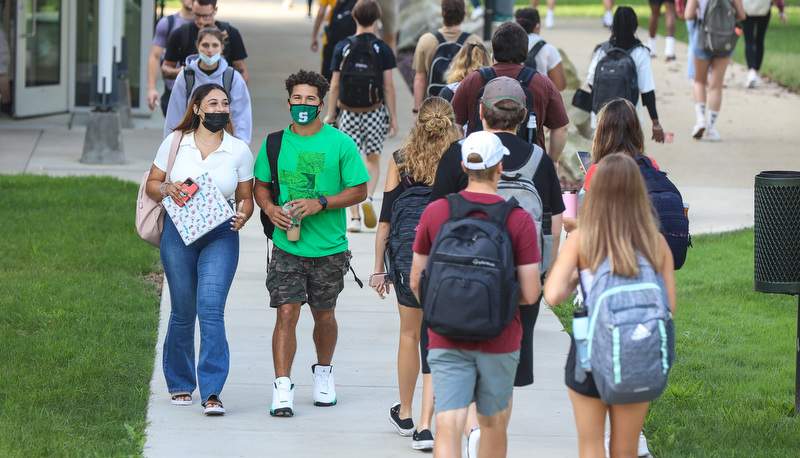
top-left (266, 246), bottom-right (350, 311)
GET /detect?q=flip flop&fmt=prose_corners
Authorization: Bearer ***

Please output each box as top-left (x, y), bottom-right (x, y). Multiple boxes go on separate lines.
top-left (203, 397), bottom-right (225, 416)
top-left (170, 393), bottom-right (192, 406)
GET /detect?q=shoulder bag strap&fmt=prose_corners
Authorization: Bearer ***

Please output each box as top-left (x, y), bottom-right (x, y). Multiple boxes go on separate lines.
top-left (165, 132), bottom-right (183, 179)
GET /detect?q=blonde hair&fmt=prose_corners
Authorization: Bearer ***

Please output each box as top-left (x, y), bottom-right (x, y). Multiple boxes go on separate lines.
top-left (445, 42), bottom-right (492, 85)
top-left (397, 97), bottom-right (462, 185)
top-left (579, 154), bottom-right (662, 276)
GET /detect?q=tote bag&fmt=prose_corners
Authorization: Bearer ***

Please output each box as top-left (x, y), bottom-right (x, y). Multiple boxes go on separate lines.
top-left (135, 133), bottom-right (183, 247)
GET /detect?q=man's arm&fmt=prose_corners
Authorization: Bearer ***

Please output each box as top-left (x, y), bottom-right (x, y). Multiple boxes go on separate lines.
top-left (383, 69), bottom-right (398, 138)
top-left (161, 60), bottom-right (182, 80)
top-left (413, 71), bottom-right (427, 114)
top-left (547, 124), bottom-right (568, 164)
top-left (231, 59), bottom-right (248, 84)
top-left (324, 71), bottom-right (341, 125)
top-left (254, 178), bottom-right (293, 231)
top-left (516, 264), bottom-right (541, 306)
top-left (410, 252), bottom-right (429, 302)
top-left (147, 44), bottom-right (165, 110)
top-left (310, 5), bottom-right (328, 52)
top-left (285, 182), bottom-right (368, 222)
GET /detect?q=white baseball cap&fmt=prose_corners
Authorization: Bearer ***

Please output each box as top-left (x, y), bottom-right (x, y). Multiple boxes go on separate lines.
top-left (461, 131), bottom-right (510, 170)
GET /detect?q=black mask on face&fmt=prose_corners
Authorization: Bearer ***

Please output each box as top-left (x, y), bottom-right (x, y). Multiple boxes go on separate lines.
top-left (200, 111), bottom-right (229, 132)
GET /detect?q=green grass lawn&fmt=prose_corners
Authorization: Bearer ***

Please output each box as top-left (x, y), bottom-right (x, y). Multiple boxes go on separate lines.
top-left (0, 175), bottom-right (162, 456)
top-left (550, 229), bottom-right (800, 456)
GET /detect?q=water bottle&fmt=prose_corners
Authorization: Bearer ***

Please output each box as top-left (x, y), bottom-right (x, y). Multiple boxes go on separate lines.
top-left (526, 113), bottom-right (537, 144)
top-left (573, 306), bottom-right (591, 371)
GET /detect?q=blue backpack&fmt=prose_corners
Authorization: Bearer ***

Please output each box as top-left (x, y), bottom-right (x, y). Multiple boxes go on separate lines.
top-left (579, 255), bottom-right (675, 404)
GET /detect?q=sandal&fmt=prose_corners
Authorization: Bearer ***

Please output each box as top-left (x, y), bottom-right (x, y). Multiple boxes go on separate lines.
top-left (203, 396), bottom-right (225, 416)
top-left (170, 392), bottom-right (192, 406)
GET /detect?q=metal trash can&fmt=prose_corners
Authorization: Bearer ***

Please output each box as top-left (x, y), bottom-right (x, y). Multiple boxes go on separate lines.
top-left (754, 171), bottom-right (800, 295)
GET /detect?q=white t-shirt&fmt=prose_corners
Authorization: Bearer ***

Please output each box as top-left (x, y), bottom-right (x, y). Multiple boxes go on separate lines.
top-left (154, 131), bottom-right (255, 199)
top-left (586, 44), bottom-right (655, 127)
top-left (526, 33), bottom-right (563, 74)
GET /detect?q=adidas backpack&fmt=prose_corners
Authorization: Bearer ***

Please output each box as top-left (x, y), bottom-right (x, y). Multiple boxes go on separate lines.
top-left (581, 255), bottom-right (675, 405)
top-left (636, 157), bottom-right (691, 270)
top-left (427, 31), bottom-right (471, 98)
top-left (338, 35), bottom-right (384, 108)
top-left (522, 40), bottom-right (547, 72)
top-left (472, 66), bottom-right (539, 145)
top-left (420, 194), bottom-right (521, 340)
top-left (699, 0), bottom-right (739, 57)
top-left (384, 151), bottom-right (431, 308)
top-left (591, 42), bottom-right (640, 114)
top-left (327, 0), bottom-right (358, 49)
top-left (496, 142), bottom-right (553, 273)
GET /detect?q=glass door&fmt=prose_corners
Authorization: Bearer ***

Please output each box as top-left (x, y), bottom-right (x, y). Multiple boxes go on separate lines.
top-left (14, 0), bottom-right (68, 117)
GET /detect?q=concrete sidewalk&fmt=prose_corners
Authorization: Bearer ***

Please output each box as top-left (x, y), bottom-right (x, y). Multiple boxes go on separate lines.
top-left (1, 1), bottom-right (798, 456)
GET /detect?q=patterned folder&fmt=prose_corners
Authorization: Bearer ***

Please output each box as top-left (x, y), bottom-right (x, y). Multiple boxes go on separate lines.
top-left (163, 173), bottom-right (235, 245)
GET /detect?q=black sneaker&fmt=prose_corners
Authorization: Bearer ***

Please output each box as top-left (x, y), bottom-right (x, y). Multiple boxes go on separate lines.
top-left (412, 429), bottom-right (434, 451)
top-left (389, 402), bottom-right (415, 436)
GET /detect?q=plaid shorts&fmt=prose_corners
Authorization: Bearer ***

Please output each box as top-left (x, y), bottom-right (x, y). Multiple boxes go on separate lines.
top-left (337, 104), bottom-right (389, 155)
top-left (266, 246), bottom-right (349, 311)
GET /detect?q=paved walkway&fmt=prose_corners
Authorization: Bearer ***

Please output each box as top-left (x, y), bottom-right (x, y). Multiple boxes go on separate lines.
top-left (1, 1), bottom-right (798, 456)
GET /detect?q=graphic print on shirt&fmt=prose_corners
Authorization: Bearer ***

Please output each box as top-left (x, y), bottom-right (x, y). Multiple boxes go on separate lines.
top-left (279, 151), bottom-right (326, 201)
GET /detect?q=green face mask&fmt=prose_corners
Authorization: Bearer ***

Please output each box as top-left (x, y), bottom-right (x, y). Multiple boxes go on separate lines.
top-left (289, 102), bottom-right (321, 126)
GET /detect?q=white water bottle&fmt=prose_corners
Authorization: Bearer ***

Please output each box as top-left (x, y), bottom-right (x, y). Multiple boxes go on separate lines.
top-left (573, 306), bottom-right (591, 371)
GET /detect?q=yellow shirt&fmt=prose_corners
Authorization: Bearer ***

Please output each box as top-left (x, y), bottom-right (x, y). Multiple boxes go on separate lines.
top-left (412, 28), bottom-right (483, 75)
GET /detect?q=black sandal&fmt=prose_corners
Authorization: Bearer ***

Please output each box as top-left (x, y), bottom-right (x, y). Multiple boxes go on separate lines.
top-left (203, 396), bottom-right (225, 416)
top-left (170, 392), bottom-right (192, 406)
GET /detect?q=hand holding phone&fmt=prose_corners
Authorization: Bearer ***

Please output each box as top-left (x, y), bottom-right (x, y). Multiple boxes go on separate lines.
top-left (181, 178), bottom-right (199, 199)
top-left (576, 151), bottom-right (591, 174)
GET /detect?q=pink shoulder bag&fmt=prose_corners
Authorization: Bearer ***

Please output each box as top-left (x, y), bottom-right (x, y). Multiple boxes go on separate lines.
top-left (135, 132), bottom-right (183, 247)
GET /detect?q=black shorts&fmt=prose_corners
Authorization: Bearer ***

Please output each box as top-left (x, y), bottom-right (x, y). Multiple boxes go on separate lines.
top-left (649, 0), bottom-right (675, 5)
top-left (564, 339), bottom-right (601, 398)
top-left (514, 297), bottom-right (541, 387)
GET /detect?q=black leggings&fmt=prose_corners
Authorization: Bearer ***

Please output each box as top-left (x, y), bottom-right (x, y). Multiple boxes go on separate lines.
top-left (742, 13), bottom-right (771, 70)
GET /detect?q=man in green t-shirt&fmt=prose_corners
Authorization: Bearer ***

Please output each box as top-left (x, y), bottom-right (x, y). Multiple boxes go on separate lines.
top-left (253, 70), bottom-right (369, 418)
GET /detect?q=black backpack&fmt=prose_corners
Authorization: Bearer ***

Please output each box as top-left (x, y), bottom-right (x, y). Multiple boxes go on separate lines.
top-left (420, 194), bottom-right (521, 340)
top-left (384, 151), bottom-right (431, 308)
top-left (427, 31), bottom-right (470, 98)
top-left (636, 157), bottom-right (691, 270)
top-left (327, 0), bottom-right (358, 49)
top-left (472, 66), bottom-right (539, 145)
top-left (591, 42), bottom-right (641, 114)
top-left (177, 21), bottom-right (234, 66)
top-left (183, 66), bottom-right (235, 105)
top-left (338, 35), bottom-right (383, 108)
top-left (258, 131), bottom-right (284, 239)
top-left (522, 40), bottom-right (547, 72)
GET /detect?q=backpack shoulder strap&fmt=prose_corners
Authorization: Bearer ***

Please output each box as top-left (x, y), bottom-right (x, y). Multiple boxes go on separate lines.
top-left (455, 32), bottom-right (471, 46)
top-left (635, 156), bottom-right (653, 168)
top-left (445, 193), bottom-right (518, 225)
top-left (432, 30), bottom-right (446, 44)
top-left (167, 15), bottom-right (175, 34)
top-left (222, 67), bottom-right (235, 95)
top-left (517, 65), bottom-right (537, 84)
top-left (478, 66), bottom-right (496, 84)
top-left (183, 68), bottom-right (195, 105)
top-left (266, 130), bottom-right (284, 204)
top-left (392, 150), bottom-right (414, 190)
top-left (530, 40), bottom-right (546, 58)
top-left (181, 23), bottom-right (192, 55)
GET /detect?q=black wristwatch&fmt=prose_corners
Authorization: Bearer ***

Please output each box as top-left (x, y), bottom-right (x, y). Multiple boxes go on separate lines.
top-left (317, 196), bottom-right (328, 211)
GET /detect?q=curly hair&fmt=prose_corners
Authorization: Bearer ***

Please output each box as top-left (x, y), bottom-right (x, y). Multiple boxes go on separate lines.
top-left (445, 42), bottom-right (491, 84)
top-left (397, 97), bottom-right (462, 185)
top-left (285, 69), bottom-right (330, 100)
top-left (441, 0), bottom-right (466, 26)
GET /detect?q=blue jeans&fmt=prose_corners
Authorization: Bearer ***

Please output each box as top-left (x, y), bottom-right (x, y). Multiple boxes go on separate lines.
top-left (160, 215), bottom-right (238, 405)
top-left (686, 19), bottom-right (696, 79)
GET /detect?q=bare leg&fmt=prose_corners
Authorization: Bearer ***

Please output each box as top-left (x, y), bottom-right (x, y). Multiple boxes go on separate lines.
top-left (649, 3), bottom-right (661, 38)
top-left (273, 302), bottom-right (302, 378)
top-left (603, 0), bottom-right (614, 14)
top-left (568, 388), bottom-right (608, 458)
top-left (397, 304), bottom-right (423, 419)
top-left (434, 408), bottom-right (469, 458)
top-left (476, 404), bottom-right (513, 458)
top-left (364, 153), bottom-right (381, 199)
top-left (608, 401), bottom-right (651, 458)
top-left (310, 308), bottom-right (338, 366)
top-left (463, 402), bottom-right (480, 436)
top-left (665, 2), bottom-right (676, 37)
top-left (693, 57), bottom-right (712, 105)
top-left (418, 373), bottom-right (435, 430)
top-left (707, 57), bottom-right (731, 112)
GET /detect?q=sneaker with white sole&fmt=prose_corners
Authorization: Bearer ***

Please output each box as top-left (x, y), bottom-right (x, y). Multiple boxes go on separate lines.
top-left (270, 377), bottom-right (295, 417)
top-left (312, 364), bottom-right (337, 406)
top-left (465, 427), bottom-right (480, 457)
top-left (746, 69), bottom-right (759, 88)
top-left (362, 197), bottom-right (377, 229)
top-left (691, 122), bottom-right (706, 140)
top-left (638, 431), bottom-right (652, 457)
top-left (389, 402), bottom-right (415, 436)
top-left (412, 428), bottom-right (435, 451)
top-left (471, 6), bottom-right (484, 20)
top-left (603, 11), bottom-right (614, 27)
top-left (347, 218), bottom-right (361, 232)
top-left (705, 128), bottom-right (721, 142)
top-left (544, 10), bottom-right (555, 28)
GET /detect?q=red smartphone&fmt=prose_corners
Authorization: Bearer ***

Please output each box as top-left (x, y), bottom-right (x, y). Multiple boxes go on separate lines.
top-left (181, 178), bottom-right (199, 198)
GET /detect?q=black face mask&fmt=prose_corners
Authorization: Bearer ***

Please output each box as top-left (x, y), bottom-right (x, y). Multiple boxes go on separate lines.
top-left (201, 111), bottom-right (229, 132)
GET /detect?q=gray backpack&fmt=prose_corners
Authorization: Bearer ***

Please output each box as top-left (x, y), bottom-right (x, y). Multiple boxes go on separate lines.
top-left (699, 0), bottom-right (739, 57)
top-left (579, 255), bottom-right (675, 404)
top-left (496, 143), bottom-right (553, 273)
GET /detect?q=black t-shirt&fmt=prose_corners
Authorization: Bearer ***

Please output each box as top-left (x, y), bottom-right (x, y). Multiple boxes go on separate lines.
top-left (379, 152), bottom-right (422, 223)
top-left (164, 20), bottom-right (248, 67)
top-left (430, 132), bottom-right (565, 216)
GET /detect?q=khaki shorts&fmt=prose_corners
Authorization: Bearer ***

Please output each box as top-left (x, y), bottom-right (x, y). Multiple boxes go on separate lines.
top-left (375, 0), bottom-right (397, 37)
top-left (266, 246), bottom-right (349, 311)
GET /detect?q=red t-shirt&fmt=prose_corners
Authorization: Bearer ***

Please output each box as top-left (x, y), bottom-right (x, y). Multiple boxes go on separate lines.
top-left (582, 157), bottom-right (660, 190)
top-left (451, 62), bottom-right (570, 152)
top-left (412, 191), bottom-right (541, 354)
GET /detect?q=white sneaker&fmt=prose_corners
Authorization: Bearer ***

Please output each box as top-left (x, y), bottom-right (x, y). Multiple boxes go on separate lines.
top-left (362, 197), bottom-right (377, 229)
top-left (465, 427), bottom-right (480, 457)
top-left (691, 122), bottom-right (706, 140)
top-left (638, 432), bottom-right (652, 457)
top-left (705, 128), bottom-right (721, 142)
top-left (270, 377), bottom-right (295, 417)
top-left (746, 69), bottom-right (759, 88)
top-left (603, 11), bottom-right (614, 27)
top-left (544, 10), bottom-right (555, 28)
top-left (281, 0), bottom-right (293, 9)
top-left (471, 5), bottom-right (484, 20)
top-left (312, 364), bottom-right (337, 406)
top-left (347, 218), bottom-right (361, 232)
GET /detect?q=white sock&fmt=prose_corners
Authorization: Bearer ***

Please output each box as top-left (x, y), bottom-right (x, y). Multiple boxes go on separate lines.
top-left (648, 37), bottom-right (658, 54)
top-left (665, 37), bottom-right (675, 57)
top-left (708, 110), bottom-right (720, 130)
top-left (695, 103), bottom-right (706, 124)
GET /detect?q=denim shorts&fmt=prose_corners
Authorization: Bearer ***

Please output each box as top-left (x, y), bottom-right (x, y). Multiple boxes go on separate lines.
top-left (266, 246), bottom-right (348, 310)
top-left (428, 348), bottom-right (520, 418)
top-left (692, 26), bottom-right (735, 60)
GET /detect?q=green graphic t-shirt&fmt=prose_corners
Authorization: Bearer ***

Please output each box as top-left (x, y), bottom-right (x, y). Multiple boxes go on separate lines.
top-left (254, 123), bottom-right (369, 257)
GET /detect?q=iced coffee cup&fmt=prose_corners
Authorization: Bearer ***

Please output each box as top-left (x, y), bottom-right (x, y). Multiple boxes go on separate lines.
top-left (283, 203), bottom-right (301, 241)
